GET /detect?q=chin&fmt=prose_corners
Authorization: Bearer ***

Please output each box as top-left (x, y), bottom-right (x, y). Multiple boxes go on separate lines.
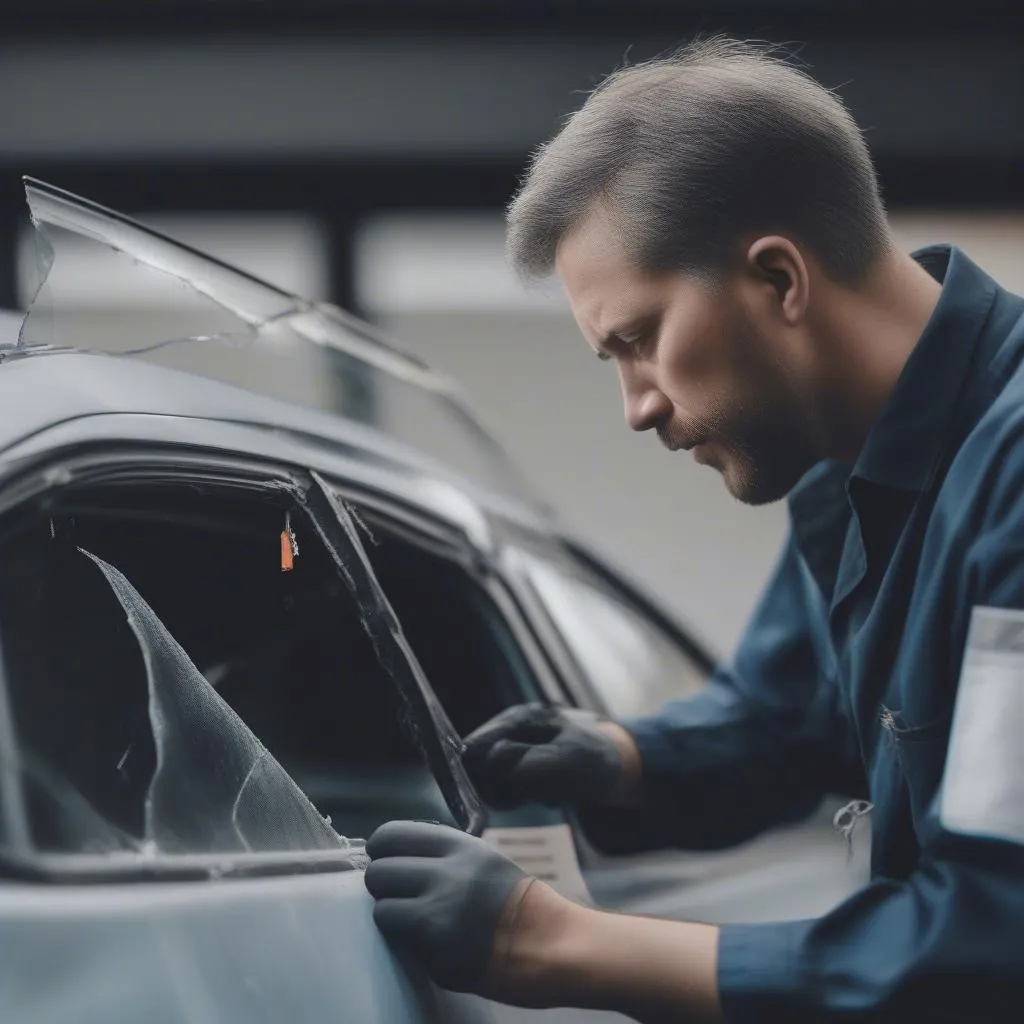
top-left (722, 461), bottom-right (797, 507)
top-left (731, 485), bottom-right (790, 507)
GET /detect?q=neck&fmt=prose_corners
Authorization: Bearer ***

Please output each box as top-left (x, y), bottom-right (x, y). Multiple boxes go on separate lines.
top-left (814, 247), bottom-right (943, 461)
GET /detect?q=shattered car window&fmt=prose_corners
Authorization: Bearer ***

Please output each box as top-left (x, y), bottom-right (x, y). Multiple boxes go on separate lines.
top-left (0, 463), bottom-right (483, 872)
top-left (8, 178), bottom-right (541, 514)
top-left (84, 550), bottom-right (345, 856)
top-left (1, 545), bottom-right (348, 862)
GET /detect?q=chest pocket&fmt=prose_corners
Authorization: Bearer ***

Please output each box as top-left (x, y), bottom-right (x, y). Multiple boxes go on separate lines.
top-left (883, 706), bottom-right (952, 841)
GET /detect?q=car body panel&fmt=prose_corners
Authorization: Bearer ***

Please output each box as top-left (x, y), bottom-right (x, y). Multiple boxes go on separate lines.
top-left (0, 870), bottom-right (623, 1024)
top-left (0, 872), bottom-right (438, 1024)
top-left (0, 350), bottom-right (550, 535)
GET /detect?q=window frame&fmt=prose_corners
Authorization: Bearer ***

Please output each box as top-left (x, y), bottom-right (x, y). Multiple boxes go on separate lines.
top-left (0, 443), bottom-right (485, 883)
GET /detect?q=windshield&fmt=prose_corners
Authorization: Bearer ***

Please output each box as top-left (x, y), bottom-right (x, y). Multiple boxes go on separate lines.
top-left (6, 178), bottom-right (541, 511)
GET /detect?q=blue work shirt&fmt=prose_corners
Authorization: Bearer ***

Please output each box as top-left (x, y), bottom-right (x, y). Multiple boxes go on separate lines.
top-left (609, 246), bottom-right (1024, 1021)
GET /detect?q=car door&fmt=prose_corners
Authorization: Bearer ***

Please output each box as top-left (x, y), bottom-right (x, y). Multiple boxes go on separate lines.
top-left (0, 443), bottom-right (622, 1024)
top-left (502, 539), bottom-right (872, 926)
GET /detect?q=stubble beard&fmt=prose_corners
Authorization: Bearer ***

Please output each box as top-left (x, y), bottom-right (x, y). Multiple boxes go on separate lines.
top-left (661, 391), bottom-right (821, 506)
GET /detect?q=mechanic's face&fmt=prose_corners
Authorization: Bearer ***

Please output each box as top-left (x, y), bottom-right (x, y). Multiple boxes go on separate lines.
top-left (556, 210), bottom-right (823, 505)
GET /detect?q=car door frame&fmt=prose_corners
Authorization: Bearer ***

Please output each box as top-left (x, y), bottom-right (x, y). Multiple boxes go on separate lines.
top-left (0, 434), bottom-right (495, 879)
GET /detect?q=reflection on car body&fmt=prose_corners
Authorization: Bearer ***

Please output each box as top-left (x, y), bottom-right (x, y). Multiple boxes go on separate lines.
top-left (0, 180), bottom-right (861, 1023)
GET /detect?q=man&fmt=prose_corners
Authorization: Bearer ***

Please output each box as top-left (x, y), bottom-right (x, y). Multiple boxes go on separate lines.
top-left (364, 37), bottom-right (1024, 1022)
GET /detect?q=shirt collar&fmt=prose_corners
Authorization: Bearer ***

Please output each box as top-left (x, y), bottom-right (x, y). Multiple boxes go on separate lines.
top-left (850, 244), bottom-right (999, 492)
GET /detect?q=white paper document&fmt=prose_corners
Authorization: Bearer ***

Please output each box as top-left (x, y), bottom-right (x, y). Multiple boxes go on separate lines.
top-left (483, 823), bottom-right (593, 905)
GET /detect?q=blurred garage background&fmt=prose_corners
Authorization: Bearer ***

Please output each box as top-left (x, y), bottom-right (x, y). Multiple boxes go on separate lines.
top-left (1, 0), bottom-right (1021, 660)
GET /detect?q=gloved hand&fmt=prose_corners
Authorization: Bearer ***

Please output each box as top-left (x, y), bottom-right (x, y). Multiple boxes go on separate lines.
top-left (461, 703), bottom-right (626, 809)
top-left (365, 820), bottom-right (532, 992)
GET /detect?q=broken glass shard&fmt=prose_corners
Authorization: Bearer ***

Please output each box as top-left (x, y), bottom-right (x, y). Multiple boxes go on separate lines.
top-left (14, 177), bottom-right (543, 513)
top-left (80, 549), bottom-right (347, 856)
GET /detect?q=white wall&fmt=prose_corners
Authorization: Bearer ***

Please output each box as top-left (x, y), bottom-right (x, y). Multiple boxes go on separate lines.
top-left (357, 210), bottom-right (1024, 661)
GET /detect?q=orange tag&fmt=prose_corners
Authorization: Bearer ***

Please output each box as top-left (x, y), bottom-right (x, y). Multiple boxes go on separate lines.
top-left (281, 511), bottom-right (299, 571)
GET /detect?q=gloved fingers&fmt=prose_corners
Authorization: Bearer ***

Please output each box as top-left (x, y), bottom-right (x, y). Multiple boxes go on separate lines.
top-left (368, 831), bottom-right (531, 994)
top-left (366, 819), bottom-right (460, 860)
top-left (467, 739), bottom-right (533, 805)
top-left (472, 740), bottom-right (566, 806)
top-left (462, 704), bottom-right (559, 759)
top-left (371, 898), bottom-right (420, 945)
top-left (480, 738), bottom-right (532, 775)
top-left (463, 707), bottom-right (530, 760)
top-left (364, 857), bottom-right (434, 899)
top-left (500, 743), bottom-right (571, 801)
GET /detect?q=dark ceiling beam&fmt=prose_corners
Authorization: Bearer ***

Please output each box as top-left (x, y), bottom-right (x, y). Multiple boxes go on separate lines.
top-left (1, 155), bottom-right (1018, 223)
top-left (2, 1), bottom-right (1022, 39)
top-left (1, 34), bottom-right (1022, 164)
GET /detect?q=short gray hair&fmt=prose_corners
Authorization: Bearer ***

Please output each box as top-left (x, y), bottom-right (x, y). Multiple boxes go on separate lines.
top-left (506, 37), bottom-right (892, 285)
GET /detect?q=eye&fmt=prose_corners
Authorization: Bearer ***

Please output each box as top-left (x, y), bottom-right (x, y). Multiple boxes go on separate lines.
top-left (621, 330), bottom-right (652, 357)
top-left (596, 321), bottom-right (657, 362)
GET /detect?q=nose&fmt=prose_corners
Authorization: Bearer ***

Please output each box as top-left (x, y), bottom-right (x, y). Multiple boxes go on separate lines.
top-left (620, 364), bottom-right (672, 433)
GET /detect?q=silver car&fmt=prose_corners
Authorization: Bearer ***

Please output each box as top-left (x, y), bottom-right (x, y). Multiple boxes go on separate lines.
top-left (0, 179), bottom-right (862, 1023)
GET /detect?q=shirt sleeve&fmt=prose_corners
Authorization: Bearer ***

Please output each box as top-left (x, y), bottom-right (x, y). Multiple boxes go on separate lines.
top-left (717, 456), bottom-right (1024, 1023)
top-left (578, 532), bottom-right (862, 854)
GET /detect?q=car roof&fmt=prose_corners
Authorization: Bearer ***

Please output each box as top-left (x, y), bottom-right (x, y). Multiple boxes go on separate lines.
top-left (0, 347), bottom-right (555, 534)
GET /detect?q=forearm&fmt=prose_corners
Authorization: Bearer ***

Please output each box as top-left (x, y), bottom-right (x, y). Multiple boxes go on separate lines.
top-left (570, 907), bottom-right (722, 1024)
top-left (504, 882), bottom-right (722, 1023)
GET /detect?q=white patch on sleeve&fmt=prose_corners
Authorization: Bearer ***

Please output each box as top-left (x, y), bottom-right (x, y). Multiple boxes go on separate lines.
top-left (483, 824), bottom-right (593, 905)
top-left (940, 606), bottom-right (1024, 843)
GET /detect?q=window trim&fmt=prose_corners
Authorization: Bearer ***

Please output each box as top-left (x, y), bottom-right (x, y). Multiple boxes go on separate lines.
top-left (0, 442), bottom-right (484, 881)
top-left (0, 846), bottom-right (364, 887)
top-left (308, 472), bottom-right (486, 835)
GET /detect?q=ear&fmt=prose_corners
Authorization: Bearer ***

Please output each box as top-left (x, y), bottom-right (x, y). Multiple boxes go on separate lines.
top-left (744, 236), bottom-right (809, 326)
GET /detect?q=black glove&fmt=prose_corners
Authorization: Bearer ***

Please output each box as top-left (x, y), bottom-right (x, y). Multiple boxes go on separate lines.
top-left (461, 703), bottom-right (624, 810)
top-left (364, 820), bottom-right (528, 992)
